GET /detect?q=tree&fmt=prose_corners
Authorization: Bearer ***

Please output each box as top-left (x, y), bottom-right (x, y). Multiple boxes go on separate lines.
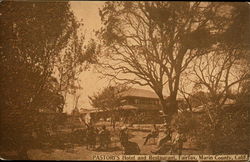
top-left (178, 2), bottom-right (250, 153)
top-left (34, 76), bottom-right (65, 113)
top-left (89, 85), bottom-right (128, 129)
top-left (97, 2), bottom-right (236, 123)
top-left (179, 88), bottom-right (210, 112)
top-left (224, 2), bottom-right (250, 104)
top-left (0, 1), bottom-right (84, 159)
top-left (56, 35), bottom-right (99, 105)
top-left (191, 52), bottom-right (249, 109)
top-left (181, 2), bottom-right (250, 124)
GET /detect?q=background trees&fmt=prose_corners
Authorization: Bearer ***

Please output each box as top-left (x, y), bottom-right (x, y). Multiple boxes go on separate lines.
top-left (89, 85), bottom-right (128, 129)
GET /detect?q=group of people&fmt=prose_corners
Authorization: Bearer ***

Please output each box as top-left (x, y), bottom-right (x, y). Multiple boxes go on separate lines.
top-left (85, 124), bottom-right (140, 154)
top-left (118, 123), bottom-right (186, 155)
top-left (150, 125), bottom-right (187, 155)
top-left (85, 125), bottom-right (111, 151)
top-left (83, 123), bottom-right (186, 155)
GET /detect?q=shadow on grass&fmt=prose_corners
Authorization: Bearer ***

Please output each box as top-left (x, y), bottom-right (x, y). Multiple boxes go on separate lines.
top-left (94, 146), bottom-right (123, 152)
top-left (39, 141), bottom-right (79, 154)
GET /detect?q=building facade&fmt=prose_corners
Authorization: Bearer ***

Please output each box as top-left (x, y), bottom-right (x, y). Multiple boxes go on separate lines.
top-left (118, 88), bottom-right (164, 124)
top-left (82, 88), bottom-right (185, 124)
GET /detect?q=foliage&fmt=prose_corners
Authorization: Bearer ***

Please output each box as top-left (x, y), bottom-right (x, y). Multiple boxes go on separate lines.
top-left (89, 85), bottom-right (127, 111)
top-left (89, 85), bottom-right (128, 126)
top-left (178, 3), bottom-right (250, 153)
top-left (0, 1), bottom-right (87, 154)
top-left (171, 112), bottom-right (199, 134)
top-left (193, 104), bottom-right (249, 154)
top-left (56, 36), bottom-right (99, 97)
top-left (221, 2), bottom-right (250, 49)
top-left (33, 76), bottom-right (64, 113)
top-left (180, 90), bottom-right (210, 111)
top-left (236, 80), bottom-right (250, 103)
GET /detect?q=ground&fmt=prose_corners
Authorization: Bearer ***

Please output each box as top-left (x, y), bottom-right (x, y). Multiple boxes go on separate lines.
top-left (0, 122), bottom-right (210, 160)
top-left (26, 131), bottom-right (206, 160)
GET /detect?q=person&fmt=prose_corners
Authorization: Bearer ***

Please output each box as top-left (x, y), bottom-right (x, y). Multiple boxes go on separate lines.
top-left (119, 126), bottom-right (140, 155)
top-left (176, 130), bottom-right (187, 155)
top-left (86, 125), bottom-right (97, 150)
top-left (151, 128), bottom-right (172, 155)
top-left (158, 128), bottom-right (172, 148)
top-left (97, 125), bottom-right (111, 150)
top-left (169, 129), bottom-right (180, 154)
top-left (123, 140), bottom-right (140, 155)
top-left (119, 126), bottom-right (129, 148)
top-left (170, 129), bottom-right (186, 155)
top-left (143, 124), bottom-right (159, 145)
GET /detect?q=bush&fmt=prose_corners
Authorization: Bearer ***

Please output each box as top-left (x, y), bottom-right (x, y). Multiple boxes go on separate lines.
top-left (194, 104), bottom-right (249, 154)
top-left (171, 111), bottom-right (199, 134)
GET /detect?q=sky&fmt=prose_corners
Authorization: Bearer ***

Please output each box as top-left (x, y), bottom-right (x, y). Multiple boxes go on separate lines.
top-left (63, 1), bottom-right (106, 113)
top-left (70, 1), bottom-right (104, 40)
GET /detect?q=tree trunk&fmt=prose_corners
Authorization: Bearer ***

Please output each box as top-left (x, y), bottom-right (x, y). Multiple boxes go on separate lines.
top-left (156, 87), bottom-right (179, 126)
top-left (165, 94), bottom-right (178, 125)
top-left (159, 95), bottom-right (167, 114)
top-left (165, 45), bottom-right (187, 124)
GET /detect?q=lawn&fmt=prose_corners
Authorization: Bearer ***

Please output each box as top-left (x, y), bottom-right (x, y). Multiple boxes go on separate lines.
top-left (0, 122), bottom-right (210, 160)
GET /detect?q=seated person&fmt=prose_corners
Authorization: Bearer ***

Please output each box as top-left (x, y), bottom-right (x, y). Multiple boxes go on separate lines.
top-left (170, 129), bottom-right (187, 155)
top-left (86, 126), bottom-right (97, 150)
top-left (151, 128), bottom-right (172, 154)
top-left (119, 126), bottom-right (140, 155)
top-left (143, 124), bottom-right (159, 145)
top-left (97, 125), bottom-right (111, 150)
top-left (123, 141), bottom-right (140, 155)
top-left (119, 126), bottom-right (129, 148)
top-left (158, 128), bottom-right (172, 147)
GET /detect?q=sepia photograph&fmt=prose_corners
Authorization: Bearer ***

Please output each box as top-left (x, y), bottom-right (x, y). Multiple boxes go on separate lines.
top-left (0, 1), bottom-right (249, 161)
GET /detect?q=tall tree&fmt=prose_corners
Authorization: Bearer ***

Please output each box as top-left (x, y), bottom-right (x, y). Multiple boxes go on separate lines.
top-left (178, 2), bottom-right (250, 153)
top-left (181, 2), bottom-right (250, 120)
top-left (97, 2), bottom-right (235, 122)
top-left (0, 1), bottom-right (85, 159)
top-left (56, 35), bottom-right (99, 104)
top-left (191, 51), bottom-right (249, 110)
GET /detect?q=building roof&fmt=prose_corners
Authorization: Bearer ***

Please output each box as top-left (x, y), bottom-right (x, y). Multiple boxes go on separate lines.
top-left (120, 88), bottom-right (159, 99)
top-left (120, 104), bottom-right (161, 110)
top-left (191, 101), bottom-right (238, 113)
top-left (119, 105), bottom-right (138, 110)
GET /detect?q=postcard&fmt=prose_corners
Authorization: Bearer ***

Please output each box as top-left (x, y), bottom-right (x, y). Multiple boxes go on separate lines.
top-left (0, 1), bottom-right (249, 161)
